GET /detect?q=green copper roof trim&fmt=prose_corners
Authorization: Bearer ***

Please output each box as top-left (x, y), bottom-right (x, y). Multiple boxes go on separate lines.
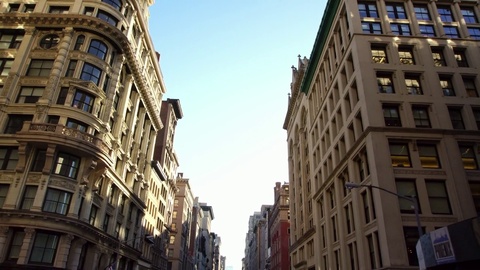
top-left (301, 0), bottom-right (340, 95)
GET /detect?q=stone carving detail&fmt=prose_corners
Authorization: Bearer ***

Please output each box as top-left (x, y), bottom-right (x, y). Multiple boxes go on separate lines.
top-left (27, 174), bottom-right (42, 183)
top-left (393, 169), bottom-right (446, 175)
top-left (49, 178), bottom-right (76, 192)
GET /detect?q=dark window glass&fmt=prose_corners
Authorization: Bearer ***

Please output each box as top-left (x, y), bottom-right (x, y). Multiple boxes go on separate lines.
top-left (462, 7), bottom-right (477, 23)
top-left (65, 60), bottom-right (77, 77)
top-left (66, 118), bottom-right (88, 132)
top-left (377, 73), bottom-right (394, 93)
top-left (403, 227), bottom-right (423, 266)
top-left (97, 10), bottom-right (118, 26)
top-left (463, 77), bottom-right (477, 97)
top-left (389, 142), bottom-right (411, 167)
top-left (0, 59), bottom-right (14, 76)
top-left (42, 188), bottom-right (72, 215)
top-left (405, 75), bottom-right (422, 95)
top-left (440, 77), bottom-right (455, 96)
top-left (29, 232), bottom-right (59, 264)
top-left (72, 90), bottom-right (94, 113)
top-left (102, 0), bottom-right (122, 10)
top-left (16, 87), bottom-right (44, 103)
top-left (454, 50), bottom-right (468, 67)
top-left (0, 184), bottom-right (9, 207)
top-left (448, 108), bottom-right (465, 129)
top-left (358, 3), bottom-right (378, 18)
top-left (473, 108), bottom-right (480, 129)
top-left (74, 35), bottom-right (85, 50)
top-left (426, 181), bottom-right (452, 214)
top-left (31, 149), bottom-right (46, 172)
top-left (418, 144), bottom-right (441, 168)
top-left (0, 30), bottom-right (24, 49)
top-left (21, 185), bottom-right (38, 210)
top-left (26, 60), bottom-right (54, 76)
top-left (39, 35), bottom-right (60, 49)
top-left (414, 5), bottom-right (431, 20)
top-left (438, 6), bottom-right (455, 22)
top-left (88, 39), bottom-right (108, 60)
top-left (391, 23), bottom-right (411, 36)
top-left (7, 230), bottom-right (25, 260)
top-left (56, 87), bottom-right (68, 105)
top-left (386, 3), bottom-right (407, 19)
top-left (419, 25), bottom-right (435, 37)
top-left (412, 106), bottom-right (431, 128)
top-left (396, 180), bottom-right (419, 213)
top-left (444, 26), bottom-right (459, 38)
top-left (468, 27), bottom-right (480, 40)
top-left (383, 105), bottom-right (402, 126)
top-left (362, 22), bottom-right (382, 34)
top-left (53, 152), bottom-right (80, 179)
top-left (80, 63), bottom-right (102, 85)
top-left (4, 115), bottom-right (32, 134)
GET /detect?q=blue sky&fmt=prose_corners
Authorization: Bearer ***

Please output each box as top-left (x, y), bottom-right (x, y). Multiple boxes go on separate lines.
top-left (148, 1), bottom-right (326, 269)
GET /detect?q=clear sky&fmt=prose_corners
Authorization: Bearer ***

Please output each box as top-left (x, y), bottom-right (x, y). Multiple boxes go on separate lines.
top-left (148, 1), bottom-right (326, 269)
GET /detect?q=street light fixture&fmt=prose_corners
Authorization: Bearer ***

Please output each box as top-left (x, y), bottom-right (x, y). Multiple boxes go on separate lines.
top-left (345, 182), bottom-right (423, 237)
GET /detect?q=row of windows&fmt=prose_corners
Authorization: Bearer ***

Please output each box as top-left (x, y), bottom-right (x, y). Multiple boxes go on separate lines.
top-left (360, 1), bottom-right (480, 39)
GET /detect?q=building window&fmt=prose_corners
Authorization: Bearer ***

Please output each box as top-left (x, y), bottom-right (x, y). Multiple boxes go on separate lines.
top-left (432, 48), bottom-right (446, 66)
top-left (377, 73), bottom-right (394, 93)
top-left (108, 185), bottom-right (116, 205)
top-left (16, 87), bottom-right (44, 103)
top-left (371, 45), bottom-right (387, 63)
top-left (24, 4), bottom-right (35, 12)
top-left (53, 152), bottom-right (80, 179)
top-left (88, 39), bottom-right (108, 60)
top-left (115, 222), bottom-right (121, 238)
top-left (469, 182), bottom-right (480, 215)
top-left (473, 108), bottom-right (480, 129)
top-left (396, 179), bottom-right (419, 213)
top-left (362, 22), bottom-right (382, 34)
top-left (7, 230), bottom-right (25, 261)
top-left (398, 47), bottom-right (414, 64)
top-left (462, 7), bottom-right (478, 23)
top-left (418, 143), bottom-right (441, 168)
top-left (389, 142), bottom-right (411, 167)
top-left (89, 205), bottom-right (98, 225)
top-left (80, 63), bottom-right (102, 85)
top-left (468, 27), bottom-right (480, 40)
top-left (29, 232), bottom-right (59, 264)
top-left (8, 4), bottom-right (20, 12)
top-left (0, 30), bottom-right (24, 49)
top-left (403, 227), bottom-right (422, 266)
top-left (438, 6), bottom-right (455, 22)
top-left (448, 107), bottom-right (465, 129)
top-left (103, 214), bottom-right (110, 231)
top-left (358, 3), bottom-right (378, 18)
top-left (72, 90), bottom-right (94, 113)
top-left (412, 106), bottom-right (431, 128)
top-left (4, 114), bottom-right (32, 134)
top-left (31, 149), bottom-right (46, 172)
top-left (463, 77), bottom-right (478, 97)
top-left (419, 25), bottom-right (435, 37)
top-left (43, 188), bottom-right (72, 215)
top-left (0, 59), bottom-right (14, 76)
top-left (0, 184), bottom-right (9, 208)
top-left (21, 185), bottom-right (38, 210)
top-left (39, 34), bottom-right (60, 49)
top-left (454, 49), bottom-right (468, 67)
top-left (66, 118), bottom-right (88, 132)
top-left (56, 87), bottom-right (68, 105)
top-left (49, 6), bottom-right (69, 14)
top-left (74, 35), bottom-right (85, 50)
top-left (391, 23), bottom-right (411, 36)
top-left (440, 77), bottom-right (455, 96)
top-left (97, 10), bottom-right (118, 26)
top-left (383, 104), bottom-right (402, 127)
top-left (102, 0), bottom-right (122, 10)
top-left (405, 75), bottom-right (422, 95)
top-left (459, 144), bottom-right (478, 170)
top-left (65, 60), bottom-right (77, 77)
top-left (84, 7), bottom-right (94, 16)
top-left (27, 60), bottom-right (54, 77)
top-left (443, 26), bottom-right (459, 38)
top-left (386, 3), bottom-right (407, 19)
top-left (426, 181), bottom-right (451, 214)
top-left (414, 5), bottom-right (431, 20)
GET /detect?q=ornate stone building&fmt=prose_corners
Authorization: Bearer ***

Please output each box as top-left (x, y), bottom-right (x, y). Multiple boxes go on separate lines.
top-left (0, 0), bottom-right (167, 269)
top-left (284, 0), bottom-right (480, 269)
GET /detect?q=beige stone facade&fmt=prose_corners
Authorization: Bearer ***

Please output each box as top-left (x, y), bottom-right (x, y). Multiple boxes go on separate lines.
top-left (0, 0), bottom-right (166, 269)
top-left (284, 0), bottom-right (480, 269)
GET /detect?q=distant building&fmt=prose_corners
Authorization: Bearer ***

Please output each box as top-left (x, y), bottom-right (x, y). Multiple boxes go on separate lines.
top-left (243, 205), bottom-right (272, 270)
top-left (268, 182), bottom-right (290, 270)
top-left (284, 0), bottom-right (480, 269)
top-left (197, 203), bottom-right (215, 270)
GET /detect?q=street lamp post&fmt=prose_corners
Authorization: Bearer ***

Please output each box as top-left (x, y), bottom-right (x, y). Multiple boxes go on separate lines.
top-left (345, 182), bottom-right (423, 237)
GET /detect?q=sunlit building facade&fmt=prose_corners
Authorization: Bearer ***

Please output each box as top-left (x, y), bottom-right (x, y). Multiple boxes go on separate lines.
top-left (284, 0), bottom-right (480, 269)
top-left (0, 0), bottom-right (166, 269)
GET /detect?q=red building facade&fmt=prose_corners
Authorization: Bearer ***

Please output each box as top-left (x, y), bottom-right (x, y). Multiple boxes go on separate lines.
top-left (269, 182), bottom-right (290, 270)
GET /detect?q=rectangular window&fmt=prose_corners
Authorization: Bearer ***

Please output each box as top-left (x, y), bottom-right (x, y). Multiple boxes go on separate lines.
top-left (383, 104), bottom-right (402, 127)
top-left (473, 108), bottom-right (480, 129)
top-left (468, 27), bottom-right (480, 40)
top-left (362, 22), bottom-right (382, 34)
top-left (7, 230), bottom-right (25, 260)
top-left (0, 30), bottom-right (24, 49)
top-left (0, 184), bottom-right (9, 208)
top-left (362, 191), bottom-right (371, 223)
top-left (89, 205), bottom-right (98, 225)
top-left (405, 75), bottom-right (422, 95)
top-left (396, 179), bottom-right (419, 213)
top-left (4, 114), bottom-right (32, 134)
top-left (49, 6), bottom-right (69, 14)
top-left (459, 144), bottom-right (478, 170)
top-left (403, 227), bottom-right (422, 266)
top-left (377, 73), bottom-right (394, 93)
top-left (419, 25), bottom-right (435, 37)
top-left (389, 142), bottom-right (411, 167)
top-left (438, 6), bottom-right (455, 22)
top-left (432, 48), bottom-right (446, 66)
top-left (418, 143), bottom-right (441, 168)
top-left (56, 87), bottom-right (68, 105)
top-left (462, 7), bottom-right (478, 23)
top-left (440, 77), bottom-right (455, 96)
top-left (26, 60), bottom-right (54, 77)
top-left (454, 49), bottom-right (468, 67)
top-left (448, 107), bottom-right (465, 129)
top-left (414, 5), bottom-right (431, 20)
top-left (65, 60), bottom-right (77, 77)
top-left (29, 232), bottom-right (59, 264)
top-left (391, 23), bottom-right (411, 36)
top-left (469, 181), bottom-right (480, 215)
top-left (115, 222), bottom-right (121, 238)
top-left (0, 59), bottom-right (14, 76)
top-left (31, 149), bottom-right (46, 172)
top-left (358, 3), bottom-right (378, 18)
top-left (42, 188), bottom-right (72, 215)
top-left (412, 106), bottom-right (431, 128)
top-left (426, 181), bottom-right (451, 214)
top-left (371, 45), bottom-right (387, 63)
top-left (398, 47), bottom-right (414, 64)
top-left (16, 87), bottom-right (44, 103)
top-left (21, 185), bottom-right (38, 210)
top-left (0, 147), bottom-right (19, 170)
top-left (72, 90), bottom-right (94, 113)
top-left (463, 77), bottom-right (477, 97)
top-left (103, 215), bottom-right (110, 231)
top-left (66, 118), bottom-right (88, 132)
top-left (53, 152), bottom-right (80, 179)
top-left (443, 26), bottom-right (459, 38)
top-left (80, 63), bottom-right (102, 85)
top-left (386, 3), bottom-right (407, 19)
top-left (97, 10), bottom-right (119, 26)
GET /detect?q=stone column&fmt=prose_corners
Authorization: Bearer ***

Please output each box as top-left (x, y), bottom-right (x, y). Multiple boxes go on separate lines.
top-left (66, 238), bottom-right (87, 270)
top-left (16, 228), bottom-right (35, 265)
top-left (0, 226), bottom-right (9, 262)
top-left (54, 234), bottom-right (74, 268)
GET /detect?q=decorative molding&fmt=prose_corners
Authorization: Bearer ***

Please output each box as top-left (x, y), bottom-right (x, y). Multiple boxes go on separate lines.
top-left (393, 169), bottom-right (446, 176)
top-left (49, 178), bottom-right (76, 192)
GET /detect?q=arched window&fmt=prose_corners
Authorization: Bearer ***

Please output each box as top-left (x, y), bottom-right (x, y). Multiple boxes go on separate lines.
top-left (102, 0), bottom-right (122, 11)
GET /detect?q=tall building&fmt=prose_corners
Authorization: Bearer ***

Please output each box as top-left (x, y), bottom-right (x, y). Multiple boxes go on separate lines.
top-left (197, 203), bottom-right (214, 270)
top-left (0, 0), bottom-right (166, 269)
top-left (268, 182), bottom-right (290, 270)
top-left (284, 0), bottom-right (480, 269)
top-left (242, 205), bottom-right (271, 270)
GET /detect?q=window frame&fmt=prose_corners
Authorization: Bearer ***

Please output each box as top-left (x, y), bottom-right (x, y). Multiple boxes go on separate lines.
top-left (414, 5), bottom-right (431, 21)
top-left (26, 59), bottom-right (54, 77)
top-left (362, 22), bottom-right (382, 34)
top-left (440, 76), bottom-right (455, 96)
top-left (383, 104), bottom-right (402, 127)
top-left (21, 185), bottom-right (38, 210)
top-left (390, 23), bottom-right (411, 36)
top-left (412, 106), bottom-right (431, 128)
top-left (371, 45), bottom-right (388, 63)
top-left (426, 180), bottom-right (452, 214)
top-left (4, 114), bottom-right (33, 134)
top-left (87, 39), bottom-right (108, 61)
top-left (29, 231), bottom-right (59, 264)
top-left (80, 62), bottom-right (102, 85)
top-left (448, 107), bottom-right (465, 129)
top-left (0, 58), bottom-right (14, 76)
top-left (418, 143), bottom-right (441, 169)
top-left (443, 26), bottom-right (459, 38)
top-left (72, 89), bottom-right (95, 113)
top-left (359, 2), bottom-right (379, 18)
top-left (52, 152), bottom-right (80, 179)
top-left (405, 74), bottom-right (423, 95)
top-left (459, 144), bottom-right (478, 170)
top-left (389, 142), bottom-right (412, 167)
top-left (16, 86), bottom-right (44, 103)
top-left (395, 179), bottom-right (420, 214)
top-left (398, 47), bottom-right (415, 65)
top-left (377, 73), bottom-right (395, 94)
top-left (386, 3), bottom-right (407, 19)
top-left (438, 6), bottom-right (455, 22)
top-left (454, 49), bottom-right (468, 67)
top-left (0, 184), bottom-right (9, 208)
